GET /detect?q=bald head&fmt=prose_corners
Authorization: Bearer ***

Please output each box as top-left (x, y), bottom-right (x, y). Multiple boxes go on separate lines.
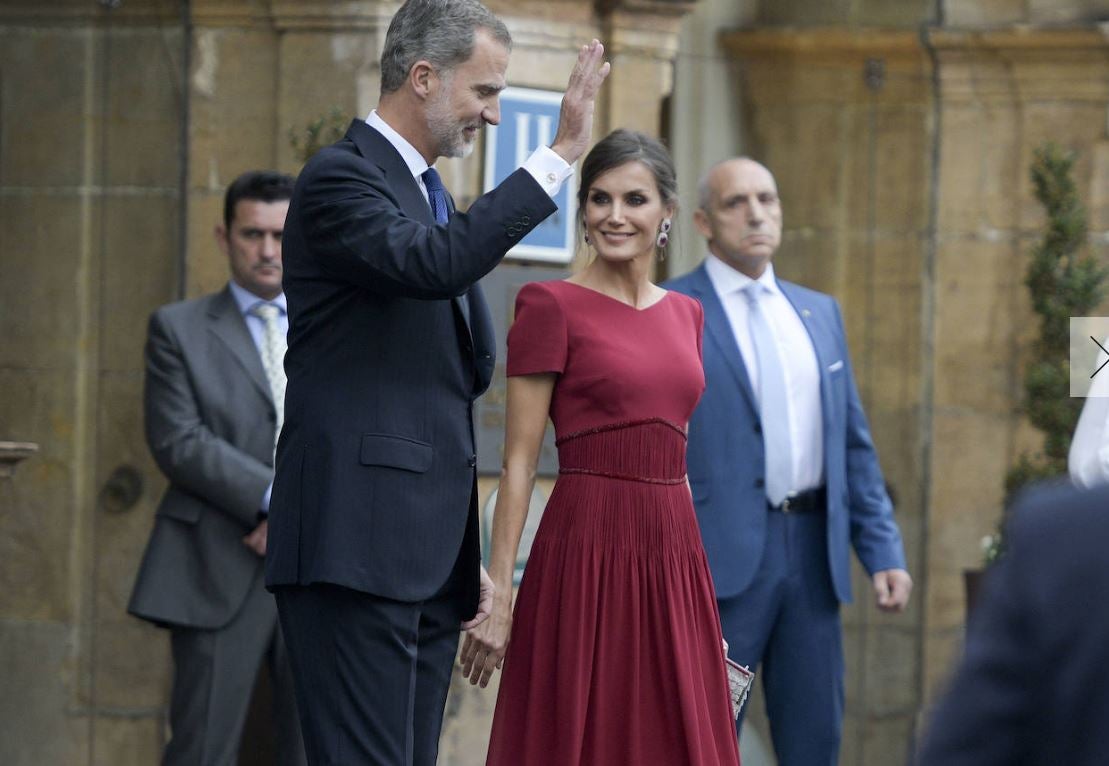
top-left (697, 157), bottom-right (776, 211)
top-left (693, 157), bottom-right (782, 278)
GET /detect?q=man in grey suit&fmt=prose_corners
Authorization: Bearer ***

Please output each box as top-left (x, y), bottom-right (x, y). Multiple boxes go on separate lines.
top-left (128, 171), bottom-right (306, 766)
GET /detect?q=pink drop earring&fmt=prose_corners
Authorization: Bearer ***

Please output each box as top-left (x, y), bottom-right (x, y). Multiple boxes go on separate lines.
top-left (656, 217), bottom-right (672, 254)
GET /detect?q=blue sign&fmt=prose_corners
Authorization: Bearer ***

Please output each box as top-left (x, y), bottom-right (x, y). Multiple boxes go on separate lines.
top-left (483, 86), bottom-right (576, 263)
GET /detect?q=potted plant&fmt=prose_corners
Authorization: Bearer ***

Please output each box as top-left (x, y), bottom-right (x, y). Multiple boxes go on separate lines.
top-left (966, 143), bottom-right (1107, 616)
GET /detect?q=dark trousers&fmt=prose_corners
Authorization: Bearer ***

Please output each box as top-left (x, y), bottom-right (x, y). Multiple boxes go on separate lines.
top-left (274, 559), bottom-right (466, 766)
top-left (719, 510), bottom-right (845, 766)
top-left (164, 567), bottom-right (306, 766)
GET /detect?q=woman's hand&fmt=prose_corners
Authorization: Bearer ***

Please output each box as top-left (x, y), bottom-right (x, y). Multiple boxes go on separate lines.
top-left (459, 592), bottom-right (513, 688)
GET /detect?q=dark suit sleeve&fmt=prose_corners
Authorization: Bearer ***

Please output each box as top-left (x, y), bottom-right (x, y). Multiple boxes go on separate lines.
top-left (143, 310), bottom-right (272, 529)
top-left (915, 512), bottom-right (1038, 765)
top-left (833, 301), bottom-right (907, 574)
top-left (296, 150), bottom-right (556, 300)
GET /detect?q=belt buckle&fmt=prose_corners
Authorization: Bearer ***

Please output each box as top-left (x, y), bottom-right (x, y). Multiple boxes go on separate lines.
top-left (781, 492), bottom-right (797, 513)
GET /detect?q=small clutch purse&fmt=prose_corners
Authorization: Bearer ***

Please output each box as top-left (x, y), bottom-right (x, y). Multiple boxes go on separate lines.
top-left (725, 657), bottom-right (754, 720)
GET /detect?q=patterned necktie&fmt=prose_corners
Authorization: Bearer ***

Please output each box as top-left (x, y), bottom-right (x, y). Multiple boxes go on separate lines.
top-left (742, 283), bottom-right (793, 506)
top-left (249, 303), bottom-right (287, 448)
top-left (422, 167), bottom-right (450, 224)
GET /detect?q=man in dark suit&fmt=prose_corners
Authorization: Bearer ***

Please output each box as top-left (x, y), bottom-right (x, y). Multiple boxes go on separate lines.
top-left (129, 170), bottom-right (305, 766)
top-left (666, 157), bottom-right (912, 765)
top-left (917, 481), bottom-right (1109, 765)
top-left (264, 1), bottom-right (609, 763)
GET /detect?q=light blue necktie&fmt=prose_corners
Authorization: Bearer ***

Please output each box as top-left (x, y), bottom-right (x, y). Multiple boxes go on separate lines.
top-left (422, 167), bottom-right (450, 225)
top-left (743, 283), bottom-right (793, 506)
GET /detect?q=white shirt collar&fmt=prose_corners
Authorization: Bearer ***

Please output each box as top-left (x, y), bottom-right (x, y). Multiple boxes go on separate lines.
top-left (366, 110), bottom-right (430, 181)
top-left (704, 253), bottom-right (781, 298)
top-left (228, 280), bottom-right (287, 315)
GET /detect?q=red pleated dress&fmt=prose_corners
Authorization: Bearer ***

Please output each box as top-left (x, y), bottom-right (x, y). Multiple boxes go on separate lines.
top-left (485, 280), bottom-right (740, 766)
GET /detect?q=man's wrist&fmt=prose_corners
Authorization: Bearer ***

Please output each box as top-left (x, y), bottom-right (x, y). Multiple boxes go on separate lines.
top-left (523, 144), bottom-right (573, 197)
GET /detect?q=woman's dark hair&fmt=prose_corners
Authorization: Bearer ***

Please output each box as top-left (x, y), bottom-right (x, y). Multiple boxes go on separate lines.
top-left (576, 129), bottom-right (678, 211)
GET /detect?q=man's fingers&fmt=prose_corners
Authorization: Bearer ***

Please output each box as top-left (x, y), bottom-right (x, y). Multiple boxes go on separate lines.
top-left (566, 40), bottom-right (607, 99)
top-left (468, 650), bottom-right (490, 685)
top-left (459, 634), bottom-right (477, 674)
top-left (479, 653), bottom-right (501, 688)
top-left (873, 570), bottom-right (912, 612)
top-left (460, 611), bottom-right (488, 630)
top-left (891, 574), bottom-right (912, 610)
top-left (873, 573), bottom-right (891, 603)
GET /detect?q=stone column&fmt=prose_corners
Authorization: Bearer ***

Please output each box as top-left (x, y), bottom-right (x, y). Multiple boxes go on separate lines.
top-left (922, 23), bottom-right (1109, 703)
top-left (0, 1), bottom-right (186, 763)
top-left (595, 0), bottom-right (694, 135)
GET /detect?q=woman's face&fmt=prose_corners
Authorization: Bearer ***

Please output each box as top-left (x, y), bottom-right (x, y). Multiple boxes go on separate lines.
top-left (582, 160), bottom-right (671, 264)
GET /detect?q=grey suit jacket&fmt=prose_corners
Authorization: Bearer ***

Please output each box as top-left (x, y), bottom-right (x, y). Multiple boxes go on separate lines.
top-left (128, 286), bottom-right (276, 629)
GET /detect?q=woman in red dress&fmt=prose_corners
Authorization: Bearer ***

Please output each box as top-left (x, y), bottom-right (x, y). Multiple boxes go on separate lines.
top-left (460, 129), bottom-right (740, 766)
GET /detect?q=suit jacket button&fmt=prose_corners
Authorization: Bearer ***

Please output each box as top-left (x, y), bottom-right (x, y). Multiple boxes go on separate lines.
top-left (468, 455), bottom-right (477, 467)
top-left (754, 478), bottom-right (765, 489)
top-left (754, 423), bottom-right (762, 434)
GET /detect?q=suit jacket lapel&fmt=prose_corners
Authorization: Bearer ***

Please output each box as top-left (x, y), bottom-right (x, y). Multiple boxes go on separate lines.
top-left (348, 120), bottom-right (475, 343)
top-left (439, 189), bottom-right (474, 341)
top-left (207, 288), bottom-right (272, 406)
top-left (689, 265), bottom-right (758, 417)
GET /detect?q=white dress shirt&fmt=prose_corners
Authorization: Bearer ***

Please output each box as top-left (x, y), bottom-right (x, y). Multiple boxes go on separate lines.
top-left (1070, 340), bottom-right (1109, 488)
top-left (228, 280), bottom-right (288, 354)
top-left (705, 255), bottom-right (825, 493)
top-left (366, 110), bottom-right (573, 203)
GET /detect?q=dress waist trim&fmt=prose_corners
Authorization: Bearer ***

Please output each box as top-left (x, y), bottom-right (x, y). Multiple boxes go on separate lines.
top-left (556, 417), bottom-right (688, 485)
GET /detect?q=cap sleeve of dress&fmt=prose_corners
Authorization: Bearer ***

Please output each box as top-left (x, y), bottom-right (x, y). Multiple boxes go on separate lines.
top-left (506, 282), bottom-right (568, 376)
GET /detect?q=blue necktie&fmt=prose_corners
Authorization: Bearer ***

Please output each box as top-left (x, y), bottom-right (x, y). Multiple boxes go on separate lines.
top-left (422, 167), bottom-right (450, 225)
top-left (743, 283), bottom-right (793, 506)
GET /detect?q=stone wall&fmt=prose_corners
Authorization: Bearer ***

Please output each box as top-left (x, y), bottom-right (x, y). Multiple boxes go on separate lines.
top-left (0, 2), bottom-right (185, 762)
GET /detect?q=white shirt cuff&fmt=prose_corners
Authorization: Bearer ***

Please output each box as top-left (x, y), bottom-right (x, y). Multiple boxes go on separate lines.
top-left (260, 482), bottom-right (272, 514)
top-left (522, 145), bottom-right (573, 197)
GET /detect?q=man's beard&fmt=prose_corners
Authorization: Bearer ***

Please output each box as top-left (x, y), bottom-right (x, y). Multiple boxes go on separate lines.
top-left (426, 82), bottom-right (479, 159)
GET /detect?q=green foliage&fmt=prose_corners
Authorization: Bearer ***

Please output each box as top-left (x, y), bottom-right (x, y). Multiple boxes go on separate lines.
top-left (990, 144), bottom-right (1108, 562)
top-left (289, 106), bottom-right (349, 164)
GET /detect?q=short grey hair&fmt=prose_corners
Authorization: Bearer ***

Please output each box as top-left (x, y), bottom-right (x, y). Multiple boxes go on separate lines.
top-left (696, 168), bottom-right (715, 211)
top-left (380, 0), bottom-right (512, 95)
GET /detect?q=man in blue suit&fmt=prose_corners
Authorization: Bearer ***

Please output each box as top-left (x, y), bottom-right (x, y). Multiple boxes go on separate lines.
top-left (667, 157), bottom-right (912, 765)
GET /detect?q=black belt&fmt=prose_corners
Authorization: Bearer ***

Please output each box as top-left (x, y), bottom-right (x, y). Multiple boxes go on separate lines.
top-left (767, 487), bottom-right (826, 514)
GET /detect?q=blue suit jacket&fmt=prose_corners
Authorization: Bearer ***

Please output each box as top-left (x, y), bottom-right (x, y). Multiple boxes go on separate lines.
top-left (666, 263), bottom-right (906, 602)
top-left (266, 121), bottom-right (556, 607)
